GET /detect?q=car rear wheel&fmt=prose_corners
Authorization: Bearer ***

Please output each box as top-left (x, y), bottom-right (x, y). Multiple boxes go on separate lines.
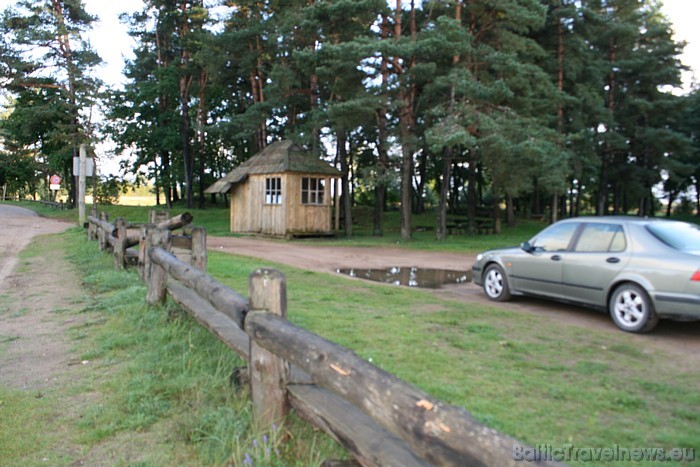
top-left (483, 264), bottom-right (511, 302)
top-left (609, 283), bottom-right (658, 333)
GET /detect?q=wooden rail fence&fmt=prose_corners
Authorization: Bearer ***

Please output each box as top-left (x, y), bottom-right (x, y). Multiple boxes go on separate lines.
top-left (86, 211), bottom-right (559, 467)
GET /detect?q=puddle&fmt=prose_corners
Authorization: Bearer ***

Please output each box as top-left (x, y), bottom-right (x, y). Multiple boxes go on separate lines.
top-left (335, 267), bottom-right (472, 289)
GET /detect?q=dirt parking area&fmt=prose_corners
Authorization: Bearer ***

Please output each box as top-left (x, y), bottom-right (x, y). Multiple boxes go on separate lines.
top-left (209, 234), bottom-right (700, 370)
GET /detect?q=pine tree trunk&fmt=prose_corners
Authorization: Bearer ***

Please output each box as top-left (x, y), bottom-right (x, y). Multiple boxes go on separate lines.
top-left (252, 35), bottom-right (267, 151)
top-left (415, 150), bottom-right (427, 214)
top-left (52, 0), bottom-right (81, 208)
top-left (552, 0), bottom-right (564, 224)
top-left (374, 102), bottom-right (388, 237)
top-left (396, 0), bottom-right (417, 240)
top-left (197, 67), bottom-right (208, 209)
top-left (598, 37), bottom-right (617, 216)
top-left (467, 151), bottom-right (477, 233)
top-left (437, 1), bottom-right (462, 240)
top-left (373, 17), bottom-right (391, 237)
top-left (180, 75), bottom-right (194, 209)
top-left (154, 24), bottom-right (172, 208)
top-left (506, 193), bottom-right (515, 228)
top-left (337, 128), bottom-right (352, 237)
top-left (437, 148), bottom-right (453, 241)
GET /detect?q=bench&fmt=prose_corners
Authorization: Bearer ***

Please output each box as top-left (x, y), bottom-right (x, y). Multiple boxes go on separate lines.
top-left (475, 216), bottom-right (495, 234)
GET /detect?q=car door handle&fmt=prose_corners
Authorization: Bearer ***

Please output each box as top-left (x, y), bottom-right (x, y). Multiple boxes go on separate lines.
top-left (606, 257), bottom-right (620, 263)
top-left (551, 255), bottom-right (561, 261)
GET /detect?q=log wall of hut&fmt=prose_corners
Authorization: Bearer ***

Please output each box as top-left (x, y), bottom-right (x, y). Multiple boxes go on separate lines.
top-left (230, 172), bottom-right (334, 236)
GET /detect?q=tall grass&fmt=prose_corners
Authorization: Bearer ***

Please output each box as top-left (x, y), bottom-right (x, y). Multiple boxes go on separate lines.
top-left (65, 229), bottom-right (346, 465)
top-left (0, 229), bottom-right (345, 465)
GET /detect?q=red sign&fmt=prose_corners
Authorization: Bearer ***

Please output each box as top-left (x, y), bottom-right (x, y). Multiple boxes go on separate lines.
top-left (49, 174), bottom-right (62, 185)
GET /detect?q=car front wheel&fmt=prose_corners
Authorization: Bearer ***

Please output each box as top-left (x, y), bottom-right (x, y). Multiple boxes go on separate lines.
top-left (483, 264), bottom-right (511, 302)
top-left (608, 283), bottom-right (658, 333)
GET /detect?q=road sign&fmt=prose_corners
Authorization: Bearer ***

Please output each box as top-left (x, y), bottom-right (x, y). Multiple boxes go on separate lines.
top-left (49, 174), bottom-right (61, 191)
top-left (72, 157), bottom-right (94, 176)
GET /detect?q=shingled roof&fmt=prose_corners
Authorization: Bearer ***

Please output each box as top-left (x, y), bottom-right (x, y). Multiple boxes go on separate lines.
top-left (204, 140), bottom-right (341, 194)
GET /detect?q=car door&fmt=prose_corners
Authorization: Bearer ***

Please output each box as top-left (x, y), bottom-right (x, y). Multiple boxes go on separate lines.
top-left (562, 222), bottom-right (630, 306)
top-left (510, 221), bottom-right (580, 298)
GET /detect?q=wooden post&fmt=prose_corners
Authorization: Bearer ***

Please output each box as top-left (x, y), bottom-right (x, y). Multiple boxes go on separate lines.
top-left (98, 212), bottom-right (109, 251)
top-left (114, 218), bottom-right (127, 270)
top-left (138, 225), bottom-right (148, 280)
top-left (149, 209), bottom-right (170, 224)
top-left (88, 206), bottom-right (98, 240)
top-left (88, 218), bottom-right (95, 241)
top-left (78, 144), bottom-right (87, 226)
top-left (247, 269), bottom-right (288, 428)
top-left (190, 227), bottom-right (207, 271)
top-left (139, 225), bottom-right (155, 281)
top-left (146, 229), bottom-right (171, 305)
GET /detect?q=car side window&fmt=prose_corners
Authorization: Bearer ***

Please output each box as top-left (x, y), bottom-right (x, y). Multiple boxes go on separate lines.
top-left (574, 223), bottom-right (626, 252)
top-left (532, 222), bottom-right (579, 252)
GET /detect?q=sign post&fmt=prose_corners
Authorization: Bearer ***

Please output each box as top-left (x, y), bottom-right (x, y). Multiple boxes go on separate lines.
top-left (78, 144), bottom-right (87, 225)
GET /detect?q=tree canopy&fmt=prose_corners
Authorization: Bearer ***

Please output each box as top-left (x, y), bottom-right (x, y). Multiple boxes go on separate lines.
top-left (1, 0), bottom-right (697, 234)
top-left (1, 0), bottom-right (101, 202)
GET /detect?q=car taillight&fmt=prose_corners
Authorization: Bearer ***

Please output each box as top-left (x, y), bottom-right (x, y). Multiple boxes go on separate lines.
top-left (691, 270), bottom-right (700, 282)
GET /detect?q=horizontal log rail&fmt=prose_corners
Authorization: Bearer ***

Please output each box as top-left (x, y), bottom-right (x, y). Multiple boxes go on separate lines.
top-left (85, 211), bottom-right (562, 466)
top-left (112, 212), bottom-right (193, 245)
top-left (245, 311), bottom-right (530, 466)
top-left (88, 212), bottom-right (204, 272)
top-left (149, 246), bottom-right (248, 328)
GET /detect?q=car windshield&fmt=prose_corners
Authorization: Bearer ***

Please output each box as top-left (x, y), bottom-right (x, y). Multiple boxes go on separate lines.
top-left (646, 222), bottom-right (700, 254)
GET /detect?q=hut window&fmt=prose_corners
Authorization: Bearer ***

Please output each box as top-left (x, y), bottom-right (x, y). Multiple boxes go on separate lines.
top-left (301, 177), bottom-right (325, 205)
top-left (265, 177), bottom-right (282, 204)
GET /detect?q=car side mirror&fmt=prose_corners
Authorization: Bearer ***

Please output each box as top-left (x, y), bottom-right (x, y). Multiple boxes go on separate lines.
top-left (521, 241), bottom-right (535, 253)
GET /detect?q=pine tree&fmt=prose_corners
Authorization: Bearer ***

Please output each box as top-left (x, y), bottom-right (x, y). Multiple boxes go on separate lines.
top-left (0, 0), bottom-right (101, 204)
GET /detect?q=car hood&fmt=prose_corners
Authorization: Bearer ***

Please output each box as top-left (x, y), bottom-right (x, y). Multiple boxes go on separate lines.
top-left (475, 246), bottom-right (522, 262)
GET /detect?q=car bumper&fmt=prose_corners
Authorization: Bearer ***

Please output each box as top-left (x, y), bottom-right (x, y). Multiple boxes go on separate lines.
top-left (471, 265), bottom-right (483, 286)
top-left (653, 293), bottom-right (700, 321)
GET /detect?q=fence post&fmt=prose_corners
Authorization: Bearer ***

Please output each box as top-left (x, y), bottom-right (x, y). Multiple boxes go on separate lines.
top-left (98, 212), bottom-right (109, 251)
top-left (87, 206), bottom-right (97, 240)
top-left (248, 269), bottom-right (288, 428)
top-left (190, 227), bottom-right (207, 272)
top-left (149, 209), bottom-right (170, 224)
top-left (138, 224), bottom-right (152, 280)
top-left (146, 229), bottom-right (171, 305)
top-left (88, 218), bottom-right (95, 241)
top-left (114, 218), bottom-right (127, 270)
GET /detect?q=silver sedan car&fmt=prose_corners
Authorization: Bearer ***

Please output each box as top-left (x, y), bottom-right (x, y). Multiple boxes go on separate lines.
top-left (471, 216), bottom-right (700, 332)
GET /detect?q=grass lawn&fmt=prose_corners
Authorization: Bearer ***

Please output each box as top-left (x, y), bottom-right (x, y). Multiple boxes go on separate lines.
top-left (2, 200), bottom-right (699, 465)
top-left (209, 251), bottom-right (700, 463)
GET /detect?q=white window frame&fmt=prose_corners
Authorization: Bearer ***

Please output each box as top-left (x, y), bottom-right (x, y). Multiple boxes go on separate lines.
top-left (301, 177), bottom-right (325, 205)
top-left (265, 177), bottom-right (282, 205)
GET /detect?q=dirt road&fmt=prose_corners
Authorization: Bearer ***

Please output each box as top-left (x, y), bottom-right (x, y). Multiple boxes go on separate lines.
top-left (0, 205), bottom-right (71, 285)
top-left (0, 205), bottom-right (75, 390)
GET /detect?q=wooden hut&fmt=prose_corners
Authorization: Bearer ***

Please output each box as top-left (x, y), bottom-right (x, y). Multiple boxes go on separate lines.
top-left (204, 141), bottom-right (341, 237)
